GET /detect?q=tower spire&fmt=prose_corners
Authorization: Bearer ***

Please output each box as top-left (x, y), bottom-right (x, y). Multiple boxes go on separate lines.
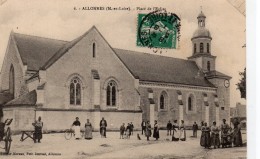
top-left (197, 7), bottom-right (206, 27)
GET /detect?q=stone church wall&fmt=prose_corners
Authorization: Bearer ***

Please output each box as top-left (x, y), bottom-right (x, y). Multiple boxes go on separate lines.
top-left (139, 85), bottom-right (218, 128)
top-left (44, 28), bottom-right (139, 111)
top-left (1, 36), bottom-right (26, 98)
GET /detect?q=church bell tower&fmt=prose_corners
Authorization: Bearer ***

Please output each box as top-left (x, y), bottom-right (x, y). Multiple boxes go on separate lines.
top-left (188, 10), bottom-right (216, 73)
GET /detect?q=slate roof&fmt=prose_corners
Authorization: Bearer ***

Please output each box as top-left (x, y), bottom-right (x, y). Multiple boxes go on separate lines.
top-left (13, 33), bottom-right (67, 71)
top-left (5, 90), bottom-right (37, 106)
top-left (11, 27), bottom-right (218, 88)
top-left (40, 26), bottom-right (97, 70)
top-left (114, 48), bottom-right (215, 88)
top-left (0, 91), bottom-right (13, 105)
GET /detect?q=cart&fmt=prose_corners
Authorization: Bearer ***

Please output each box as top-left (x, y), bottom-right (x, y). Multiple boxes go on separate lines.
top-left (0, 119), bottom-right (13, 154)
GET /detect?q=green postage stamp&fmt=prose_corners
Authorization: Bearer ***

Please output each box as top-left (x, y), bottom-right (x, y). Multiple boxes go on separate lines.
top-left (137, 10), bottom-right (181, 49)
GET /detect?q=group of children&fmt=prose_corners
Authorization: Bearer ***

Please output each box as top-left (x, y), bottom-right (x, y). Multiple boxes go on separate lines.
top-left (120, 122), bottom-right (134, 139)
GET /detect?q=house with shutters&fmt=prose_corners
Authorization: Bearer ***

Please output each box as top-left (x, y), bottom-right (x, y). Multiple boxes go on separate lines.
top-left (0, 11), bottom-right (231, 132)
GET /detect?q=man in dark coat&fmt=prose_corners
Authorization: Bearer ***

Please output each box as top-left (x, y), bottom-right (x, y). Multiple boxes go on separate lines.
top-left (141, 120), bottom-right (146, 135)
top-left (130, 122), bottom-right (134, 135)
top-left (166, 120), bottom-right (172, 136)
top-left (192, 122), bottom-right (199, 137)
top-left (100, 117), bottom-right (107, 138)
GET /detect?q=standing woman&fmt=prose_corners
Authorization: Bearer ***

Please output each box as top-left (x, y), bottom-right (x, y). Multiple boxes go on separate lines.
top-left (145, 121), bottom-right (152, 141)
top-left (221, 119), bottom-right (230, 148)
top-left (99, 117), bottom-right (107, 138)
top-left (33, 116), bottom-right (43, 143)
top-left (210, 121), bottom-right (220, 149)
top-left (85, 119), bottom-right (93, 140)
top-left (179, 120), bottom-right (186, 141)
top-left (233, 118), bottom-right (243, 147)
top-left (125, 123), bottom-right (131, 139)
top-left (72, 117), bottom-right (81, 140)
top-left (172, 120), bottom-right (179, 141)
top-left (200, 122), bottom-right (211, 149)
top-left (153, 120), bottom-right (159, 140)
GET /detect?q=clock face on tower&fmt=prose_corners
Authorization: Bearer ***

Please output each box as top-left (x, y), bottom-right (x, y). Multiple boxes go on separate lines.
top-left (224, 79), bottom-right (230, 88)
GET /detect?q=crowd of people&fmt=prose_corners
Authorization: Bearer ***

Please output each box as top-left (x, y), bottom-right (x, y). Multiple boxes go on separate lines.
top-left (141, 119), bottom-right (187, 141)
top-left (120, 122), bottom-right (134, 139)
top-left (31, 116), bottom-right (243, 150)
top-left (200, 119), bottom-right (243, 149)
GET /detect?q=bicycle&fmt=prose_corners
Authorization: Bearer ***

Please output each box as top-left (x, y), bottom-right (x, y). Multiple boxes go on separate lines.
top-left (64, 128), bottom-right (84, 140)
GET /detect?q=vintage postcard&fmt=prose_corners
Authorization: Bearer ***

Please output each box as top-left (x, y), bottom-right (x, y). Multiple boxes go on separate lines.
top-left (0, 0), bottom-right (247, 158)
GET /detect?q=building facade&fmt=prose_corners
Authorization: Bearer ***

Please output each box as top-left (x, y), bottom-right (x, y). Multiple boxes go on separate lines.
top-left (0, 11), bottom-right (231, 132)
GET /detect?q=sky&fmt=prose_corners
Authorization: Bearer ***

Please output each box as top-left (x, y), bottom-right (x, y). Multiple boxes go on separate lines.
top-left (0, 0), bottom-right (246, 107)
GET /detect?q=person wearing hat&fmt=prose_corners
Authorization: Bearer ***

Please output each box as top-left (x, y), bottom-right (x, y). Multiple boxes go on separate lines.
top-left (72, 117), bottom-right (81, 139)
top-left (221, 119), bottom-right (230, 148)
top-left (210, 121), bottom-right (220, 149)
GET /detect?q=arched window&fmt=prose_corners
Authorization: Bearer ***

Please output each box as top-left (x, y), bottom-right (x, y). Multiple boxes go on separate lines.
top-left (200, 43), bottom-right (204, 53)
top-left (70, 77), bottom-right (81, 105)
top-left (207, 61), bottom-right (211, 71)
top-left (194, 44), bottom-right (196, 53)
top-left (188, 96), bottom-right (192, 111)
top-left (107, 80), bottom-right (117, 106)
top-left (186, 94), bottom-right (196, 112)
top-left (160, 91), bottom-right (167, 110)
top-left (207, 43), bottom-right (210, 53)
top-left (9, 65), bottom-right (15, 98)
top-left (93, 43), bottom-right (96, 58)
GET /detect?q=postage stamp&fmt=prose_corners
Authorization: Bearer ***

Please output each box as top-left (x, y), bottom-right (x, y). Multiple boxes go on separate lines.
top-left (137, 10), bottom-right (181, 49)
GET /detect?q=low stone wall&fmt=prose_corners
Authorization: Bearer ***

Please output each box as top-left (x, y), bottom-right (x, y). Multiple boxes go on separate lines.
top-left (3, 107), bottom-right (142, 132)
top-left (3, 106), bottom-right (35, 132)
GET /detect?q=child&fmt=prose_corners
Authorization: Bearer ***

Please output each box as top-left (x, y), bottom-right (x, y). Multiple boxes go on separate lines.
top-left (120, 123), bottom-right (125, 139)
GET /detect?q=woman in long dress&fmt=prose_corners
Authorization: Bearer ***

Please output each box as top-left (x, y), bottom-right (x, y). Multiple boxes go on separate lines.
top-left (153, 120), bottom-right (159, 140)
top-left (172, 120), bottom-right (179, 141)
top-left (85, 119), bottom-right (93, 140)
top-left (33, 116), bottom-right (43, 143)
top-left (221, 119), bottom-right (230, 148)
top-left (179, 120), bottom-right (186, 141)
top-left (125, 123), bottom-right (131, 139)
top-left (233, 118), bottom-right (243, 147)
top-left (72, 117), bottom-right (81, 140)
top-left (145, 121), bottom-right (152, 141)
top-left (210, 121), bottom-right (220, 149)
top-left (200, 122), bottom-right (211, 149)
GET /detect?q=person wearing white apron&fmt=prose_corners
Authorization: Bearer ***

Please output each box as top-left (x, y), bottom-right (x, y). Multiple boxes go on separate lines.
top-left (72, 117), bottom-right (81, 139)
top-left (172, 120), bottom-right (179, 141)
top-left (179, 120), bottom-right (186, 141)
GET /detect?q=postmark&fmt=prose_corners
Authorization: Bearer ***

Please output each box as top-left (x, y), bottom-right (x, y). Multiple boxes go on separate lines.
top-left (137, 10), bottom-right (181, 49)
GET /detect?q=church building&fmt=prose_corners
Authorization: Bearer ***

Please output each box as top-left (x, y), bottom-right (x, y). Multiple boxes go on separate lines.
top-left (0, 11), bottom-right (231, 132)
